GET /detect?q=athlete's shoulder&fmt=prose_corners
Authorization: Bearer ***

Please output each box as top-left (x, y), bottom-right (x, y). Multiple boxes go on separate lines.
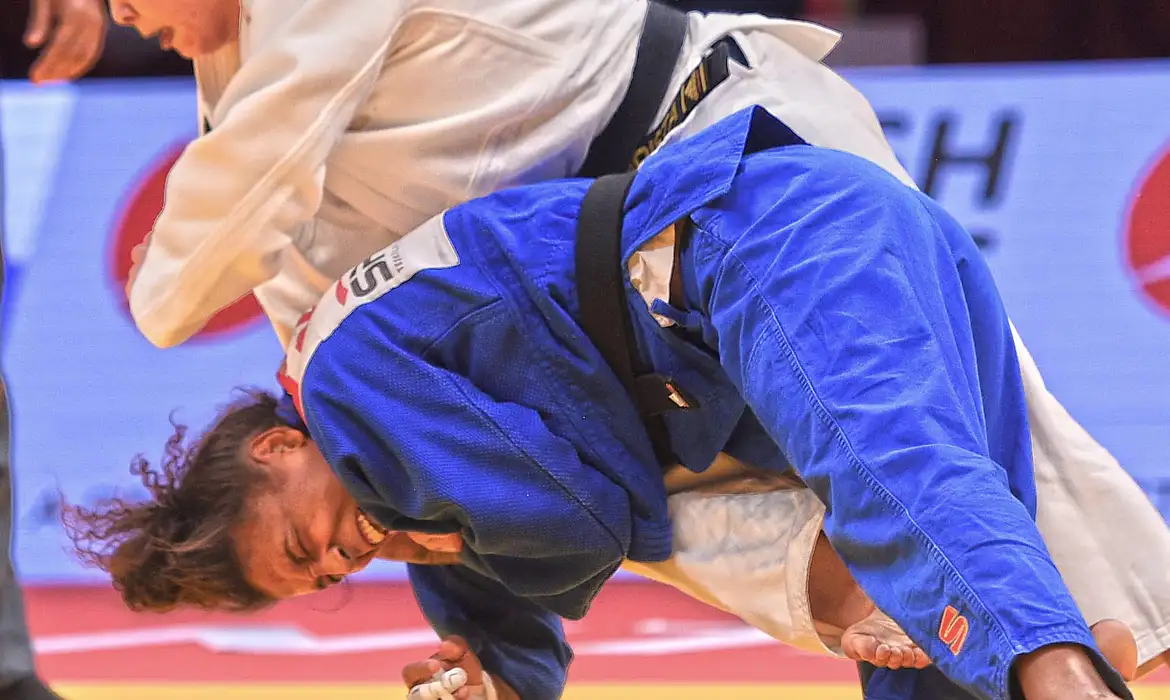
top-left (278, 212), bottom-right (461, 400)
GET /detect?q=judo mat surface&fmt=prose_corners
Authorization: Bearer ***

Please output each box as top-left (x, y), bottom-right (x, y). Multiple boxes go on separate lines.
top-left (29, 582), bottom-right (1169, 699)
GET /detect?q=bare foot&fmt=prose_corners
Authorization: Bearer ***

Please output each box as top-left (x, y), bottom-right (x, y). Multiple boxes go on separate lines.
top-left (1091, 619), bottom-right (1137, 681)
top-left (841, 607), bottom-right (931, 670)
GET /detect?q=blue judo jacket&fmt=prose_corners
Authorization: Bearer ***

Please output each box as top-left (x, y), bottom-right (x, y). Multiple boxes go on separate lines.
top-left (277, 107), bottom-right (1112, 700)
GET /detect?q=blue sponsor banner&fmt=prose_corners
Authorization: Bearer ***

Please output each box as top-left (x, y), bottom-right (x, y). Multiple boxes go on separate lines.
top-left (2, 61), bottom-right (1169, 583)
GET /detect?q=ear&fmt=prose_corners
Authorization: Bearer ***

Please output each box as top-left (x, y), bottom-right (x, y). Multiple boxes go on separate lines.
top-left (248, 426), bottom-right (308, 462)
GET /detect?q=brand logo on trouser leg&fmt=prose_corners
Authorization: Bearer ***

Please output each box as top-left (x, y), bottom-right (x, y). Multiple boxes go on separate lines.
top-left (939, 605), bottom-right (969, 655)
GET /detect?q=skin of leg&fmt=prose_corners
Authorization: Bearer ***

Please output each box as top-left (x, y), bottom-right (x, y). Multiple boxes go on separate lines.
top-left (809, 526), bottom-right (1141, 680)
top-left (1015, 645), bottom-right (1120, 700)
top-left (807, 533), bottom-right (929, 670)
top-left (1135, 651), bottom-right (1170, 679)
top-left (1090, 620), bottom-right (1138, 681)
top-left (807, 532), bottom-right (874, 629)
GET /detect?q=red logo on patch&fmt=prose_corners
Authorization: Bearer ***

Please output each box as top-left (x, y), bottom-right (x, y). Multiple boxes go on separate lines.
top-left (938, 605), bottom-right (969, 656)
top-left (276, 360), bottom-right (305, 421)
top-left (110, 142), bottom-right (265, 340)
top-left (1124, 144), bottom-right (1170, 319)
top-left (292, 308), bottom-right (316, 353)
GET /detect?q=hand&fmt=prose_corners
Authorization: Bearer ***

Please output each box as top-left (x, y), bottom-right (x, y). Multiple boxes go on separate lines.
top-left (376, 531), bottom-right (463, 566)
top-left (403, 636), bottom-right (487, 700)
top-left (25, 0), bottom-right (108, 84)
top-left (125, 232), bottom-right (151, 300)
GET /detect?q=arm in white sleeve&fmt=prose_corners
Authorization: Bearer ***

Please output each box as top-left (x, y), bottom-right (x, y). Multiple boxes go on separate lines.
top-left (128, 0), bottom-right (407, 347)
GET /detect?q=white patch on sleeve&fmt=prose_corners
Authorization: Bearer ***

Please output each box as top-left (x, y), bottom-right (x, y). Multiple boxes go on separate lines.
top-left (282, 212), bottom-right (460, 390)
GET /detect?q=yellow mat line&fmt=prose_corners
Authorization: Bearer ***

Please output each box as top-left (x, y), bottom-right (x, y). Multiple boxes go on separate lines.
top-left (50, 682), bottom-right (1170, 700)
top-left (52, 685), bottom-right (858, 700)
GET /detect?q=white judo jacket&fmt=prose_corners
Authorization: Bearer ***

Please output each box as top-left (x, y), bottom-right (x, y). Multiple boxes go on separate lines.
top-left (128, 0), bottom-right (863, 348)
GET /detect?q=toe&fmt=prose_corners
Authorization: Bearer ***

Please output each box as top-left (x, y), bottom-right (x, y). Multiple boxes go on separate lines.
top-left (887, 646), bottom-right (905, 670)
top-left (913, 646), bottom-right (932, 669)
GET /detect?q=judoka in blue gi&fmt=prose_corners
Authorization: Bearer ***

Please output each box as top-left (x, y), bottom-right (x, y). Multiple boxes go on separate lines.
top-left (68, 108), bottom-right (1136, 700)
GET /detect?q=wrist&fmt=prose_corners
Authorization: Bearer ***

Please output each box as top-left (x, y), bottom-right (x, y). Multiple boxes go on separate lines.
top-left (483, 672), bottom-right (522, 700)
top-left (480, 672), bottom-right (498, 700)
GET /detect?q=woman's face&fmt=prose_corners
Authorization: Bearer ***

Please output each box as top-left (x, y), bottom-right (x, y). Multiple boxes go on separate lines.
top-left (232, 427), bottom-right (465, 599)
top-left (230, 427), bottom-right (391, 598)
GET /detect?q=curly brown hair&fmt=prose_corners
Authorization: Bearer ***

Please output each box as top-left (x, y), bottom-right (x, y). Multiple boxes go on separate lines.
top-left (63, 389), bottom-right (295, 613)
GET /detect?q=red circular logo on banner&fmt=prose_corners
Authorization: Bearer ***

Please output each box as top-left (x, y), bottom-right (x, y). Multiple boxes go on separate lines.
top-left (110, 143), bottom-right (265, 340)
top-left (1125, 145), bottom-right (1170, 319)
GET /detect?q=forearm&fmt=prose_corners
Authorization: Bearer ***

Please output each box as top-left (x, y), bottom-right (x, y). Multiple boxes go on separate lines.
top-left (409, 564), bottom-right (572, 700)
top-left (131, 0), bottom-right (401, 346)
top-left (488, 674), bottom-right (521, 700)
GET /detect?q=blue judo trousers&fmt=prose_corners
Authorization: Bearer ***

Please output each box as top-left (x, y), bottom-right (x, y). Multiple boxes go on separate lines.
top-left (280, 107), bottom-right (1129, 700)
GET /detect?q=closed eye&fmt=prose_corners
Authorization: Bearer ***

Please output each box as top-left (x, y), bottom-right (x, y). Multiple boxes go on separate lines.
top-left (316, 575), bottom-right (344, 590)
top-left (286, 532), bottom-right (339, 591)
top-left (284, 534), bottom-right (310, 568)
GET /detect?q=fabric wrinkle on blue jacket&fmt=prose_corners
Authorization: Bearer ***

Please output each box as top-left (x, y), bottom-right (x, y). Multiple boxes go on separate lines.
top-left (294, 107), bottom-right (1112, 700)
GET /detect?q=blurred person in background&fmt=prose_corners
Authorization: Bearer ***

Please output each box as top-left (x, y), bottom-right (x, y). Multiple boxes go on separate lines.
top-left (671, 1), bottom-right (805, 16)
top-left (1, 0), bottom-right (192, 81)
top-left (865, 0), bottom-right (1170, 63)
top-left (1, 0), bottom-right (107, 82)
top-left (0, 1), bottom-right (105, 697)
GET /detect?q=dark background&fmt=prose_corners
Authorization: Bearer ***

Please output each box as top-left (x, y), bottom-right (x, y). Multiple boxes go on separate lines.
top-left (2, 0), bottom-right (1168, 80)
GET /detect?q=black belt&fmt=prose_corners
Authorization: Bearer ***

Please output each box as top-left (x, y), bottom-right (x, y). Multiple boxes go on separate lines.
top-left (575, 172), bottom-right (696, 467)
top-left (577, 2), bottom-right (746, 178)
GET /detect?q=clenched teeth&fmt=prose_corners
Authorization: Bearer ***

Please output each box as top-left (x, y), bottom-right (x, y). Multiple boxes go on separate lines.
top-left (356, 509), bottom-right (387, 547)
